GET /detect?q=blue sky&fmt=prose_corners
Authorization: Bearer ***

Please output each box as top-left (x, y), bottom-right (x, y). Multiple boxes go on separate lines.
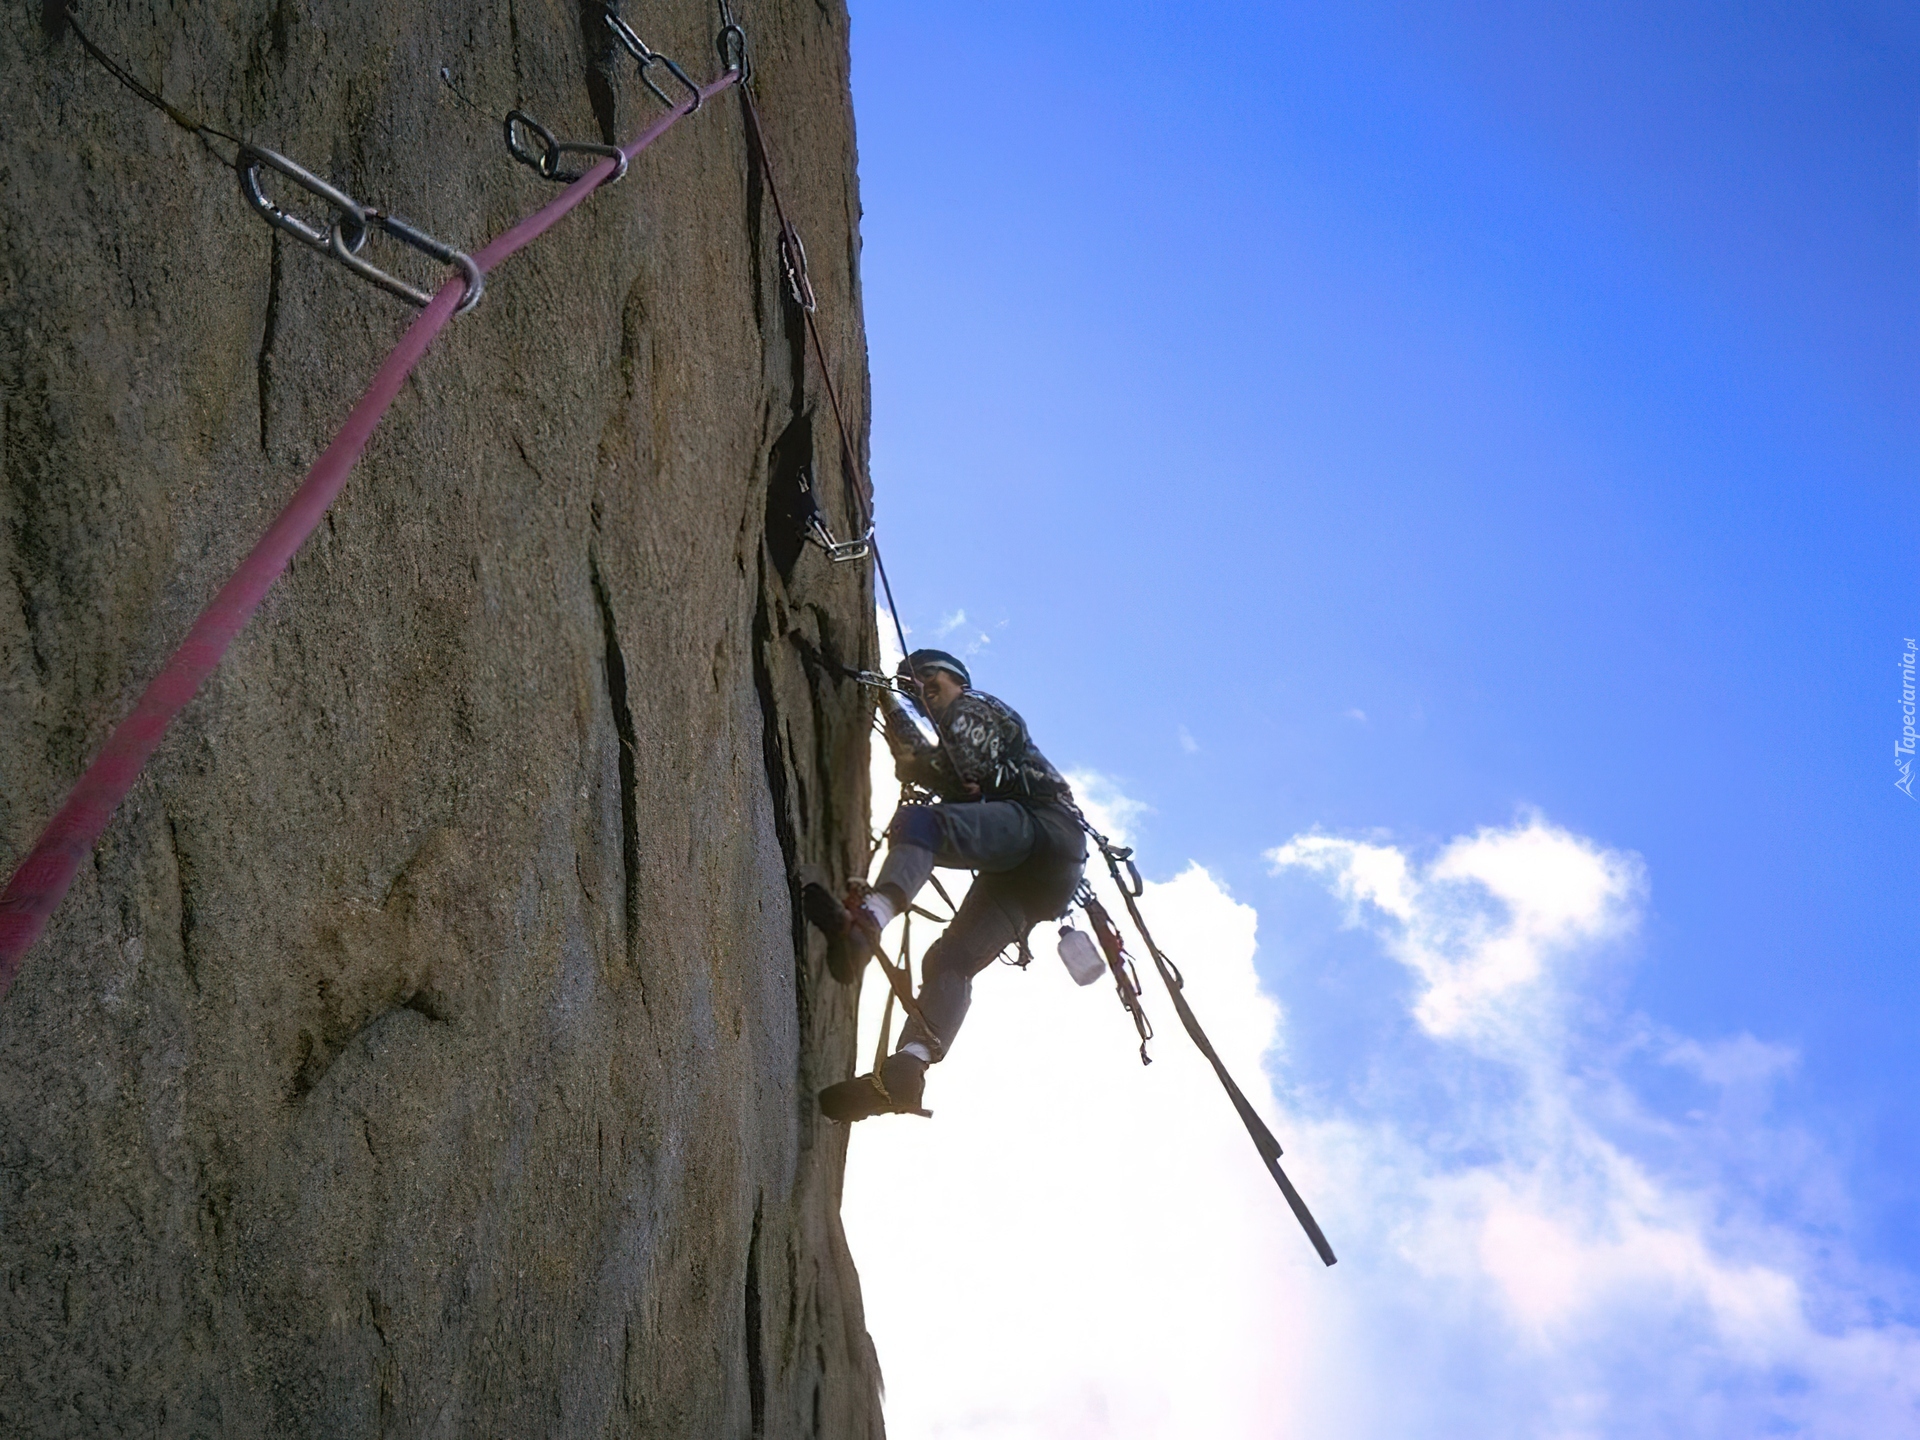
top-left (840, 1), bottom-right (1920, 1433)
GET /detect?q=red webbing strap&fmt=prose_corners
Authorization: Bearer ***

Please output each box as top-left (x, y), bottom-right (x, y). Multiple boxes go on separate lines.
top-left (0, 70), bottom-right (739, 1001)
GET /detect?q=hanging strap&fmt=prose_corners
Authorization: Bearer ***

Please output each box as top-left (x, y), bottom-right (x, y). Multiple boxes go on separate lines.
top-left (1079, 889), bottom-right (1154, 1063)
top-left (1091, 836), bottom-right (1338, 1267)
top-left (872, 911), bottom-right (907, 1072)
top-left (869, 941), bottom-right (940, 1060)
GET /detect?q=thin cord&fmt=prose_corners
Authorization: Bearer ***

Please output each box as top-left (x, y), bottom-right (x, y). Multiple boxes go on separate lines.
top-left (63, 4), bottom-right (242, 148)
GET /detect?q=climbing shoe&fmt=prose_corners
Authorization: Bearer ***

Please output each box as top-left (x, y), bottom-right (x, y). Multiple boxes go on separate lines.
top-left (801, 882), bottom-right (882, 985)
top-left (818, 1052), bottom-right (929, 1122)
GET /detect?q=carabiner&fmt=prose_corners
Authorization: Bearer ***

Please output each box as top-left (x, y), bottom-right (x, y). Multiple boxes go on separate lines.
top-left (504, 109), bottom-right (629, 186)
top-left (604, 8), bottom-right (703, 111)
top-left (778, 222), bottom-right (818, 313)
top-left (238, 144), bottom-right (367, 255)
top-left (328, 210), bottom-right (485, 314)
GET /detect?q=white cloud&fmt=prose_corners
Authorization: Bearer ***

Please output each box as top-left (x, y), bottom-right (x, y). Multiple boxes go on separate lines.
top-left (1343, 707), bottom-right (1369, 723)
top-left (1270, 817), bottom-right (1640, 1043)
top-left (1266, 819), bottom-right (1920, 1437)
top-left (840, 769), bottom-right (1920, 1436)
top-left (938, 608), bottom-right (967, 636)
top-left (1177, 725), bottom-right (1200, 754)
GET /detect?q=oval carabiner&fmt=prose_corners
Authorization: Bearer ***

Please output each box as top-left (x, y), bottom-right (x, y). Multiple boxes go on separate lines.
top-left (237, 144), bottom-right (367, 255)
top-left (505, 109), bottom-right (629, 186)
top-left (604, 7), bottom-right (702, 111)
top-left (504, 109), bottom-right (560, 175)
top-left (327, 210), bottom-right (485, 314)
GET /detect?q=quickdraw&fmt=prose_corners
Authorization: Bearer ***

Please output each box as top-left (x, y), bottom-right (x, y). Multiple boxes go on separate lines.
top-left (798, 469), bottom-right (872, 563)
top-left (238, 144), bottom-right (485, 312)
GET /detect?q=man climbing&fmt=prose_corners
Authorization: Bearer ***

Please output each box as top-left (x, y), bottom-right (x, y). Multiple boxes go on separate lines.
top-left (805, 649), bottom-right (1086, 1121)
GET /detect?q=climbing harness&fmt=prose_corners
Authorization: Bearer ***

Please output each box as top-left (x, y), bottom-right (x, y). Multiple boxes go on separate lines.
top-left (0, 5), bottom-right (742, 998)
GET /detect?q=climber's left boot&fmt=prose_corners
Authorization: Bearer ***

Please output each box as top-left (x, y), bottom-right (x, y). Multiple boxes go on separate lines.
top-left (818, 1051), bottom-right (929, 1122)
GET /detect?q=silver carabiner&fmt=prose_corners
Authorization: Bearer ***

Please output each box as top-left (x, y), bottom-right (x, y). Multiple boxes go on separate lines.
top-left (604, 7), bottom-right (702, 111)
top-left (327, 210), bottom-right (485, 314)
top-left (238, 144), bottom-right (367, 255)
top-left (717, 0), bottom-right (751, 82)
top-left (239, 143), bottom-right (482, 314)
top-left (806, 515), bottom-right (871, 564)
top-left (797, 471), bottom-right (868, 562)
top-left (504, 109), bottom-right (629, 186)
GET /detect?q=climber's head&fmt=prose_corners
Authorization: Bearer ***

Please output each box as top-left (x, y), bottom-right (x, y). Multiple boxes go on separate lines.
top-left (902, 649), bottom-right (969, 717)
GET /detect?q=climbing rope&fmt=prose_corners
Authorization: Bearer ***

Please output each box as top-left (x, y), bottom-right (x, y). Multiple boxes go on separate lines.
top-left (0, 6), bottom-right (739, 999)
top-left (725, 47), bottom-right (917, 669)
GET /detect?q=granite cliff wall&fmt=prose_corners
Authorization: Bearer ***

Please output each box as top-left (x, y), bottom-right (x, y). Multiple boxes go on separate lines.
top-left (0, 2), bottom-right (883, 1433)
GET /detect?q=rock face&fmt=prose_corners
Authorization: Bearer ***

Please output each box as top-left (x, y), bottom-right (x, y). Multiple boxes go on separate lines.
top-left (0, 2), bottom-right (884, 1434)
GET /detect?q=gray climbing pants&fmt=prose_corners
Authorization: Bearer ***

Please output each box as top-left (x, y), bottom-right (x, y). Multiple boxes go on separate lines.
top-left (875, 801), bottom-right (1042, 1061)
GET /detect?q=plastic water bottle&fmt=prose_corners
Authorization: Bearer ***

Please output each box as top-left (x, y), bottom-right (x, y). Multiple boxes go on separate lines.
top-left (1057, 926), bottom-right (1105, 986)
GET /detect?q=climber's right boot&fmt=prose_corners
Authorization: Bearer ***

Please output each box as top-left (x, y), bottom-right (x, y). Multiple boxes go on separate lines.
top-left (801, 882), bottom-right (884, 985)
top-left (817, 1051), bottom-right (930, 1122)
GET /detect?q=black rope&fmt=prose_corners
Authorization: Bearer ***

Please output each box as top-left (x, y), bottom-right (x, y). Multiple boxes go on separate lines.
top-left (61, 3), bottom-right (243, 150)
top-left (730, 69), bottom-right (928, 687)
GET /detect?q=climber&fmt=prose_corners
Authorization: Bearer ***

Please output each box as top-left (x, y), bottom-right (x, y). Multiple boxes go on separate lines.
top-left (805, 649), bottom-right (1086, 1121)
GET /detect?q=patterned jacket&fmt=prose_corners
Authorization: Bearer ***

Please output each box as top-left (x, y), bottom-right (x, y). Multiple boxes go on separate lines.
top-left (884, 689), bottom-right (1073, 806)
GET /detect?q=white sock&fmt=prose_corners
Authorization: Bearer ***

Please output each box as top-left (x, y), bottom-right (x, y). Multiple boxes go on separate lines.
top-left (899, 1041), bottom-right (933, 1065)
top-left (860, 891), bottom-right (898, 929)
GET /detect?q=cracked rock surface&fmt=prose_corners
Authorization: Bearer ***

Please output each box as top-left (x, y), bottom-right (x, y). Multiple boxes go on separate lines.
top-left (0, 2), bottom-right (884, 1434)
